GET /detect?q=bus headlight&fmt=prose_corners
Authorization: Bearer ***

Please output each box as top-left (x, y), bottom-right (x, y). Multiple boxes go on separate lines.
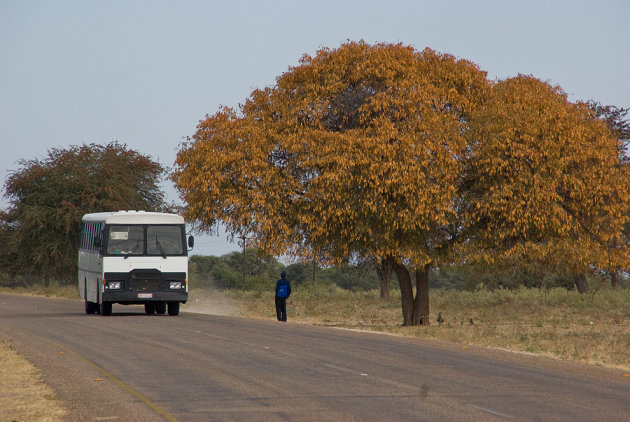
top-left (169, 281), bottom-right (183, 289)
top-left (107, 281), bottom-right (122, 290)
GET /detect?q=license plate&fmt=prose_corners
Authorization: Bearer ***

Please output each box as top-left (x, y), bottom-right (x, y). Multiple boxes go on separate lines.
top-left (138, 293), bottom-right (153, 299)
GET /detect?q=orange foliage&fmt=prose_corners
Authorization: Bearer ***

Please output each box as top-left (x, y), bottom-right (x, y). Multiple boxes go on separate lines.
top-left (466, 75), bottom-right (630, 272)
top-left (173, 41), bottom-right (490, 267)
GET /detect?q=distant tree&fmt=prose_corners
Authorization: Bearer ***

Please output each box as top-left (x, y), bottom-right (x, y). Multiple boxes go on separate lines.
top-left (588, 101), bottom-right (630, 153)
top-left (371, 257), bottom-right (393, 299)
top-left (173, 41), bottom-right (490, 325)
top-left (1, 142), bottom-right (169, 285)
top-left (464, 76), bottom-right (630, 293)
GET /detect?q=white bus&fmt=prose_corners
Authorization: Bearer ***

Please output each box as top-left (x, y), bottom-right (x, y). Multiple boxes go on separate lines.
top-left (78, 211), bottom-right (194, 316)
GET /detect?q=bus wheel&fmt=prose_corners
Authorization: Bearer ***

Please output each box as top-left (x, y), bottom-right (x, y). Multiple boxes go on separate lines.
top-left (101, 302), bottom-right (113, 316)
top-left (85, 299), bottom-right (97, 314)
top-left (155, 302), bottom-right (167, 314)
top-left (167, 302), bottom-right (180, 316)
top-left (144, 302), bottom-right (156, 315)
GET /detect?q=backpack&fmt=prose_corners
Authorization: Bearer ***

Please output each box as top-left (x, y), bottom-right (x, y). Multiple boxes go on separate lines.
top-left (277, 283), bottom-right (289, 299)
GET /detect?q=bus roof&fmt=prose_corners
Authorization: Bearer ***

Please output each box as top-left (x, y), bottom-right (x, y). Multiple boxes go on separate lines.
top-left (81, 211), bottom-right (185, 225)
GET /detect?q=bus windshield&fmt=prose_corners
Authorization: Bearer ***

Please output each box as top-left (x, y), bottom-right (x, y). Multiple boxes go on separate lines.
top-left (106, 225), bottom-right (184, 256)
top-left (147, 225), bottom-right (184, 255)
top-left (107, 225), bottom-right (144, 255)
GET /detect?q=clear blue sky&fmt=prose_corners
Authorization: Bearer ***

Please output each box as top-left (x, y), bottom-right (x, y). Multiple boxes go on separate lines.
top-left (1, 0), bottom-right (629, 256)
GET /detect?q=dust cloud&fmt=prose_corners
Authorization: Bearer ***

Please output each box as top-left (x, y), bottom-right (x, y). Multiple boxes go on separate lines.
top-left (182, 290), bottom-right (241, 316)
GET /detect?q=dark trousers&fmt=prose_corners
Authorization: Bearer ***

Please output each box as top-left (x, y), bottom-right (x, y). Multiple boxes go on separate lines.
top-left (275, 296), bottom-right (287, 321)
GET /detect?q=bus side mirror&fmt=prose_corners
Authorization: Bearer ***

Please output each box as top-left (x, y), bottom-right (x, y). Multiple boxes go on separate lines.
top-left (94, 235), bottom-right (102, 249)
top-left (187, 235), bottom-right (195, 249)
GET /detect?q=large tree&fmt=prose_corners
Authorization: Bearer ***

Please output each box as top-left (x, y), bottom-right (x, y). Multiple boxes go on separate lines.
top-left (464, 76), bottom-right (630, 292)
top-left (1, 142), bottom-right (169, 285)
top-left (173, 41), bottom-right (490, 325)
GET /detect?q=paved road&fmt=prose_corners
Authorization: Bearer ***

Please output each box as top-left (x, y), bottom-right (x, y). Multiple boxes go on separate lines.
top-left (1, 293), bottom-right (629, 421)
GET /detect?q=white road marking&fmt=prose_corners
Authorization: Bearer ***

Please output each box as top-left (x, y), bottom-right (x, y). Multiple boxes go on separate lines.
top-left (324, 363), bottom-right (354, 373)
top-left (468, 404), bottom-right (512, 419)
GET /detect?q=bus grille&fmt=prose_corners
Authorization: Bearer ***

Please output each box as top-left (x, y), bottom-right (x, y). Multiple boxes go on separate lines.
top-left (130, 279), bottom-right (163, 292)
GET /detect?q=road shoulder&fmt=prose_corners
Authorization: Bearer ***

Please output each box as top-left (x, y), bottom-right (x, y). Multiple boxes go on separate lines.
top-left (0, 324), bottom-right (168, 422)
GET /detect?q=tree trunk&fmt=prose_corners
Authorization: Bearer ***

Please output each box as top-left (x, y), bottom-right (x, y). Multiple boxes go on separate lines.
top-left (611, 270), bottom-right (618, 289)
top-left (391, 260), bottom-right (414, 326)
top-left (574, 273), bottom-right (588, 294)
top-left (240, 238), bottom-right (246, 285)
top-left (413, 265), bottom-right (430, 326)
top-left (44, 273), bottom-right (50, 288)
top-left (391, 259), bottom-right (430, 326)
top-left (375, 258), bottom-right (392, 300)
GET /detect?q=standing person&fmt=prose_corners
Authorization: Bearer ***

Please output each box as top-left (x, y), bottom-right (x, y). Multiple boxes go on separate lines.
top-left (275, 271), bottom-right (291, 322)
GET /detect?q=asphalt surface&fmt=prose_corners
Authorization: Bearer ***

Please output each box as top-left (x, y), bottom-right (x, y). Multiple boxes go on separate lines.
top-left (1, 293), bottom-right (629, 422)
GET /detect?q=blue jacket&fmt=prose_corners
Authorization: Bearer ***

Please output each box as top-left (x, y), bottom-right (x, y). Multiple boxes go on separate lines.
top-left (275, 278), bottom-right (292, 299)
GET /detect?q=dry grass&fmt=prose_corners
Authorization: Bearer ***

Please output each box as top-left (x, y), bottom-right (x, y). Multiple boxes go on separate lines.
top-left (0, 282), bottom-right (79, 299)
top-left (231, 284), bottom-right (630, 371)
top-left (0, 340), bottom-right (67, 422)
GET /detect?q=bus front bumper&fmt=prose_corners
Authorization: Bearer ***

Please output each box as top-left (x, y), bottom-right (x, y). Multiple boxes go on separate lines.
top-left (102, 291), bottom-right (188, 304)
